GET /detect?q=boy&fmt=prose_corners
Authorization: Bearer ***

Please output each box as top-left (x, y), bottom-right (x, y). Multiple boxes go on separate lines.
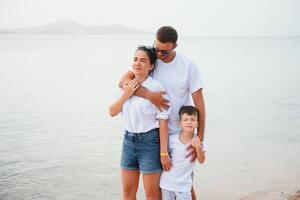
top-left (160, 106), bottom-right (205, 200)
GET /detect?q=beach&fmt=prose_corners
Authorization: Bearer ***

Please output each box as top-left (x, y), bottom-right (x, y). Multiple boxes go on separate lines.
top-left (0, 34), bottom-right (299, 200)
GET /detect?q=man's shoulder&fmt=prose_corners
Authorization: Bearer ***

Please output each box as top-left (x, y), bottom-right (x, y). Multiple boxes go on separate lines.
top-left (176, 53), bottom-right (194, 64)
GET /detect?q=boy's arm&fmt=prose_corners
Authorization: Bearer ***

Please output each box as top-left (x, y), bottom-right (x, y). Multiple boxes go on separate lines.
top-left (190, 136), bottom-right (205, 164)
top-left (159, 119), bottom-right (172, 171)
top-left (195, 146), bottom-right (205, 164)
top-left (118, 70), bottom-right (169, 111)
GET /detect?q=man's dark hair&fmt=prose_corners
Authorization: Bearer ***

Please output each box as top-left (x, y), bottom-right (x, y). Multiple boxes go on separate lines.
top-left (179, 106), bottom-right (199, 121)
top-left (156, 26), bottom-right (178, 43)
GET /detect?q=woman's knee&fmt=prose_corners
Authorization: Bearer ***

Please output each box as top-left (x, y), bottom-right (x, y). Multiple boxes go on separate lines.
top-left (122, 190), bottom-right (136, 199)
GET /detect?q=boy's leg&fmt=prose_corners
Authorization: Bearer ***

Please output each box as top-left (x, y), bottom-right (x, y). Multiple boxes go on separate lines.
top-left (175, 191), bottom-right (192, 200)
top-left (121, 169), bottom-right (140, 200)
top-left (191, 186), bottom-right (196, 200)
top-left (161, 188), bottom-right (176, 200)
top-left (142, 172), bottom-right (161, 200)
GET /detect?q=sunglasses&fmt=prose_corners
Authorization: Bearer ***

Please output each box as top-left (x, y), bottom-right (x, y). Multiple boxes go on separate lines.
top-left (152, 41), bottom-right (173, 56)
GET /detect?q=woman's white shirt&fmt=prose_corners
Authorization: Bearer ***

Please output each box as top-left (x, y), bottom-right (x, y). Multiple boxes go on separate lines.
top-left (120, 76), bottom-right (170, 133)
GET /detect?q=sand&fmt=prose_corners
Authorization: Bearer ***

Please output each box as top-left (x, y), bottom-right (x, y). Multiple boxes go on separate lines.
top-left (239, 189), bottom-right (300, 200)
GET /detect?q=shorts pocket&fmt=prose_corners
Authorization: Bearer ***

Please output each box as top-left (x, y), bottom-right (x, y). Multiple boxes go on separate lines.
top-left (142, 130), bottom-right (160, 145)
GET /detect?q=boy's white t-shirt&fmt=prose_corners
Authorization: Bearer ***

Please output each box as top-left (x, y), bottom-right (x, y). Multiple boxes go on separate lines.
top-left (160, 134), bottom-right (196, 192)
top-left (151, 53), bottom-right (204, 135)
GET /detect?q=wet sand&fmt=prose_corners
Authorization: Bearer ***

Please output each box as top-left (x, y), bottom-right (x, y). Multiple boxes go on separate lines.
top-left (239, 189), bottom-right (300, 200)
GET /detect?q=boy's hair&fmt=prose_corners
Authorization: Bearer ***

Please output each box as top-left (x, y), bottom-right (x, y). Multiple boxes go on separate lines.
top-left (179, 106), bottom-right (199, 121)
top-left (156, 26), bottom-right (178, 43)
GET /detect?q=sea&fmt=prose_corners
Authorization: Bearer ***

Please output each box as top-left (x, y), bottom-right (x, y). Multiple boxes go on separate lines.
top-left (0, 34), bottom-right (299, 200)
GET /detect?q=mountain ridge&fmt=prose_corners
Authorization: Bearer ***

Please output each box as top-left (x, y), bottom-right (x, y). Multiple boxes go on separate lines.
top-left (0, 19), bottom-right (152, 35)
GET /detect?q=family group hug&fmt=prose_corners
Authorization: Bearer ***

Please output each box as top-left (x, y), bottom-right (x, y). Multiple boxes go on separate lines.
top-left (109, 26), bottom-right (206, 200)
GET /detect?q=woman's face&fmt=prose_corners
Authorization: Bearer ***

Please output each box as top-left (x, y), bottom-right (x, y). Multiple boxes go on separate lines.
top-left (132, 50), bottom-right (153, 76)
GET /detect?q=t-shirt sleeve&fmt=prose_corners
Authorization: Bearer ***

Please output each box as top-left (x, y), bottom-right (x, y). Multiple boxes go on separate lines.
top-left (201, 142), bottom-right (207, 152)
top-left (154, 81), bottom-right (171, 120)
top-left (187, 61), bottom-right (204, 93)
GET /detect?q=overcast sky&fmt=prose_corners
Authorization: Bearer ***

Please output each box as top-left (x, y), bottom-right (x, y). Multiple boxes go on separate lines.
top-left (0, 0), bottom-right (299, 36)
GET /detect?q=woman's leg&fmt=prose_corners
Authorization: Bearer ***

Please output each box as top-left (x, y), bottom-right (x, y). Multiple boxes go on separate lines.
top-left (121, 169), bottom-right (140, 200)
top-left (142, 172), bottom-right (161, 200)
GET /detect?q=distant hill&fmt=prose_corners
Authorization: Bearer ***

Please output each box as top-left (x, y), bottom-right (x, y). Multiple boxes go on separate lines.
top-left (0, 19), bottom-right (152, 35)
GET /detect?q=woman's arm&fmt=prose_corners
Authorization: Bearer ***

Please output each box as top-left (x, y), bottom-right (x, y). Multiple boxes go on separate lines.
top-left (108, 80), bottom-right (139, 117)
top-left (159, 119), bottom-right (172, 171)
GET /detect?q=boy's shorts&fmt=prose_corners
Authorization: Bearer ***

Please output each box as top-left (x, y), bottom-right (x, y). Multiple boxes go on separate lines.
top-left (120, 128), bottom-right (162, 174)
top-left (161, 188), bottom-right (192, 200)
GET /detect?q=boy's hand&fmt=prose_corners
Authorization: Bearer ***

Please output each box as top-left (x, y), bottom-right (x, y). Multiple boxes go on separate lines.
top-left (148, 91), bottom-right (170, 111)
top-left (122, 80), bottom-right (139, 98)
top-left (160, 153), bottom-right (172, 171)
top-left (190, 136), bottom-right (201, 148)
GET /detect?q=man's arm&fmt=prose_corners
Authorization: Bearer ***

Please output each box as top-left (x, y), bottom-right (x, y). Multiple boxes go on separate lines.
top-left (159, 119), bottom-right (172, 171)
top-left (119, 70), bottom-right (135, 87)
top-left (186, 88), bottom-right (206, 161)
top-left (118, 70), bottom-right (169, 111)
top-left (192, 88), bottom-right (205, 142)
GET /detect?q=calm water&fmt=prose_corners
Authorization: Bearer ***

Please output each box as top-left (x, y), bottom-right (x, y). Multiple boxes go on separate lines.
top-left (0, 35), bottom-right (299, 200)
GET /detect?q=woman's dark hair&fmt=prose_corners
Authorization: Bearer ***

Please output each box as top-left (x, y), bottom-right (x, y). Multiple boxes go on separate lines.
top-left (156, 26), bottom-right (178, 43)
top-left (136, 45), bottom-right (157, 65)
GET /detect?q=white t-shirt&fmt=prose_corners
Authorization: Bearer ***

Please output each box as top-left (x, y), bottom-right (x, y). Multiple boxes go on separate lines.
top-left (121, 76), bottom-right (170, 133)
top-left (160, 134), bottom-right (196, 192)
top-left (151, 53), bottom-right (204, 135)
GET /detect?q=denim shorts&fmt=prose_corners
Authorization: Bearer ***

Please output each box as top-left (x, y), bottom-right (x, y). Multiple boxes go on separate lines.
top-left (121, 128), bottom-right (162, 174)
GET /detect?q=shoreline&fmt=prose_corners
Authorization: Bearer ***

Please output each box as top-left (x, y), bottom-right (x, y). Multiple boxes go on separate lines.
top-left (239, 188), bottom-right (300, 200)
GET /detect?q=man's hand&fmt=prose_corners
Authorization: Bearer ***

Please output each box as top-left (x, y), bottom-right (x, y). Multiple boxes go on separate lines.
top-left (160, 153), bottom-right (172, 171)
top-left (148, 91), bottom-right (170, 111)
top-left (186, 144), bottom-right (197, 162)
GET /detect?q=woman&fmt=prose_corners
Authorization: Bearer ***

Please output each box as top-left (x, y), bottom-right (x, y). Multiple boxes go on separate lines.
top-left (109, 46), bottom-right (170, 200)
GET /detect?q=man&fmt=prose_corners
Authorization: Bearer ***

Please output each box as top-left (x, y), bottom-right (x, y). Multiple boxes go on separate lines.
top-left (119, 26), bottom-right (205, 200)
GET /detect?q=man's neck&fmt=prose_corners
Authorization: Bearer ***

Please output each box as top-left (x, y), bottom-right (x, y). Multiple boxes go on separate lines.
top-left (161, 51), bottom-right (176, 63)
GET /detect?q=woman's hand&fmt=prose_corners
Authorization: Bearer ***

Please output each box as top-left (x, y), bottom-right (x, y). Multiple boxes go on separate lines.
top-left (122, 80), bottom-right (139, 98)
top-left (160, 153), bottom-right (172, 171)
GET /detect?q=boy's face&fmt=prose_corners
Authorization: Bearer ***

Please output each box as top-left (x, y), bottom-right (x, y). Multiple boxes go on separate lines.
top-left (179, 113), bottom-right (198, 133)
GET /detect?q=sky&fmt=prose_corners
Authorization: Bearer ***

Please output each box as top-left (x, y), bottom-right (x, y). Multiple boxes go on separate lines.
top-left (0, 0), bottom-right (299, 36)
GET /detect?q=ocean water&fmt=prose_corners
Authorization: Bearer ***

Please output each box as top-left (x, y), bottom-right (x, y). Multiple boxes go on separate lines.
top-left (0, 35), bottom-right (299, 200)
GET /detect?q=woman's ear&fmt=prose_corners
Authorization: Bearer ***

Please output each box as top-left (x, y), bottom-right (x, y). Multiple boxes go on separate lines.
top-left (150, 64), bottom-right (154, 71)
